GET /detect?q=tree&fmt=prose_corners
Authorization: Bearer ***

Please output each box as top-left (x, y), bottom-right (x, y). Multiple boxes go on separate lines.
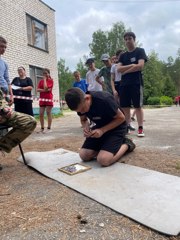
top-left (57, 58), bottom-right (73, 100)
top-left (162, 75), bottom-right (177, 97)
top-left (89, 22), bottom-right (128, 68)
top-left (143, 51), bottom-right (165, 103)
top-left (172, 49), bottom-right (180, 94)
top-left (164, 49), bottom-right (180, 95)
top-left (76, 58), bottom-right (88, 79)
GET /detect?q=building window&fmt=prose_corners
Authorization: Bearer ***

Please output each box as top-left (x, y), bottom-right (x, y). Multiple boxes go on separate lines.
top-left (26, 14), bottom-right (48, 51)
top-left (29, 66), bottom-right (44, 96)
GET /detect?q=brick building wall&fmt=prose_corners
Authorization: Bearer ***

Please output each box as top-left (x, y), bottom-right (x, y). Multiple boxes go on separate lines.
top-left (0, 0), bottom-right (59, 109)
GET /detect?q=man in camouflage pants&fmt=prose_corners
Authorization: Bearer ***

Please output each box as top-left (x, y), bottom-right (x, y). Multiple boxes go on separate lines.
top-left (0, 36), bottom-right (36, 170)
top-left (0, 89), bottom-right (37, 169)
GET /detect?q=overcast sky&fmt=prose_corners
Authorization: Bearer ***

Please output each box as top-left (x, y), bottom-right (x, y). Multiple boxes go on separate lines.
top-left (43, 0), bottom-right (180, 71)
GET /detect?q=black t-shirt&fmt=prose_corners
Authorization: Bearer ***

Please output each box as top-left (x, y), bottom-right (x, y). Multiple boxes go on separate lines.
top-left (119, 47), bottom-right (147, 86)
top-left (78, 91), bottom-right (126, 129)
top-left (11, 77), bottom-right (33, 103)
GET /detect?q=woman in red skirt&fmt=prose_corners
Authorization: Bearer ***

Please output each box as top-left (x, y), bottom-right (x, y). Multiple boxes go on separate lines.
top-left (37, 68), bottom-right (54, 133)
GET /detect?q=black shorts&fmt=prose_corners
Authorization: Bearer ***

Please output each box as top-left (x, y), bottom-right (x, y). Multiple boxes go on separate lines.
top-left (82, 125), bottom-right (126, 155)
top-left (114, 81), bottom-right (120, 95)
top-left (119, 84), bottom-right (143, 108)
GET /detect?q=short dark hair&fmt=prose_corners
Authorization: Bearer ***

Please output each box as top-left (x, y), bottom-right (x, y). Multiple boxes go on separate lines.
top-left (65, 88), bottom-right (85, 110)
top-left (124, 32), bottom-right (136, 40)
top-left (0, 36), bottom-right (7, 44)
top-left (115, 49), bottom-right (124, 57)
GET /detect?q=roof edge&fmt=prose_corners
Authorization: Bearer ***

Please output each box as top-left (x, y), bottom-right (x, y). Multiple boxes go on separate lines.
top-left (39, 0), bottom-right (55, 12)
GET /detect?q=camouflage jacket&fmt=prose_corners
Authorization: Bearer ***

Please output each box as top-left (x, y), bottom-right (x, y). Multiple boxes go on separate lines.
top-left (0, 89), bottom-right (12, 123)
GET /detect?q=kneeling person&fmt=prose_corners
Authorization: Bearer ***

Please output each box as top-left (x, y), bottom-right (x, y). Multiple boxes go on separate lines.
top-left (65, 88), bottom-right (135, 167)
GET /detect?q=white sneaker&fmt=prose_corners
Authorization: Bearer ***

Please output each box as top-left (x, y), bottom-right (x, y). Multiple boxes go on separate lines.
top-left (36, 128), bottom-right (45, 134)
top-left (45, 128), bottom-right (52, 133)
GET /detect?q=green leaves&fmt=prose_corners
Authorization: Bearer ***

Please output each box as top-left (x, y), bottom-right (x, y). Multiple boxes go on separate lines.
top-left (89, 22), bottom-right (127, 68)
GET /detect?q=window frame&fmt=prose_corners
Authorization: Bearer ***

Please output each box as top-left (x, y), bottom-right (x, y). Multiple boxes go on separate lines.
top-left (29, 65), bottom-right (44, 96)
top-left (26, 13), bottom-right (49, 52)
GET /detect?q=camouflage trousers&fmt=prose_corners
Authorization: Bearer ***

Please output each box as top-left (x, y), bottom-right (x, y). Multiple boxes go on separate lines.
top-left (0, 111), bottom-right (37, 153)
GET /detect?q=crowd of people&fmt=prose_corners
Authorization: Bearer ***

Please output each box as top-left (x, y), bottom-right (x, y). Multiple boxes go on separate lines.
top-left (1, 31), bottom-right (147, 170)
top-left (68, 31), bottom-right (147, 166)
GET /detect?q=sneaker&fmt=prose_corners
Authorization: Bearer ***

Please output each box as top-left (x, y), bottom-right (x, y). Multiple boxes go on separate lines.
top-left (44, 128), bottom-right (52, 133)
top-left (137, 128), bottom-right (145, 137)
top-left (123, 137), bottom-right (136, 153)
top-left (127, 124), bottom-right (136, 131)
top-left (36, 128), bottom-right (45, 134)
top-left (131, 117), bottom-right (136, 121)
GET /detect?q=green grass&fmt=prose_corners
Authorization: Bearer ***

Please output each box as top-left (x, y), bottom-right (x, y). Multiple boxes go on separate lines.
top-left (34, 112), bottom-right (64, 121)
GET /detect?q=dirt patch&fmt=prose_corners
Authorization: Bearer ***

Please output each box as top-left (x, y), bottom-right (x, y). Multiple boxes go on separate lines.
top-left (0, 109), bottom-right (180, 240)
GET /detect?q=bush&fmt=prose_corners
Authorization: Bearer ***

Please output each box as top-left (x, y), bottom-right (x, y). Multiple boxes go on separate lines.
top-left (147, 96), bottom-right (160, 105)
top-left (160, 96), bottom-right (173, 105)
top-left (146, 96), bottom-right (173, 106)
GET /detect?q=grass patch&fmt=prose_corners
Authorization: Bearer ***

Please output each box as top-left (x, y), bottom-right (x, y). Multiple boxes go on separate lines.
top-left (34, 112), bottom-right (64, 121)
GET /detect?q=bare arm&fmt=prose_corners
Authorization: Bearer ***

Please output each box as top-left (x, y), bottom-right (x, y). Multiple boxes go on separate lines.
top-left (43, 77), bottom-right (48, 91)
top-left (122, 59), bottom-right (145, 75)
top-left (111, 72), bottom-right (118, 96)
top-left (90, 109), bottom-right (125, 138)
top-left (8, 84), bottom-right (14, 105)
top-left (95, 75), bottom-right (103, 86)
top-left (21, 86), bottom-right (33, 91)
top-left (100, 109), bottom-right (125, 134)
top-left (37, 88), bottom-right (45, 93)
top-left (117, 63), bottom-right (135, 73)
top-left (80, 115), bottom-right (89, 128)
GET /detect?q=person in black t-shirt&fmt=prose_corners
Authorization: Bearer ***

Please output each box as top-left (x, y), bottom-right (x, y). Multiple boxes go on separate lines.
top-left (65, 87), bottom-right (135, 167)
top-left (117, 32), bottom-right (147, 137)
top-left (11, 66), bottom-right (34, 116)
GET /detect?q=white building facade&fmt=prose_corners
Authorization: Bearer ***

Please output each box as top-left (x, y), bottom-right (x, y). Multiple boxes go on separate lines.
top-left (0, 0), bottom-right (60, 113)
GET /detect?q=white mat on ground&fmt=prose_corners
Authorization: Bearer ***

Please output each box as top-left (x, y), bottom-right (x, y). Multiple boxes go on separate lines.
top-left (18, 148), bottom-right (180, 236)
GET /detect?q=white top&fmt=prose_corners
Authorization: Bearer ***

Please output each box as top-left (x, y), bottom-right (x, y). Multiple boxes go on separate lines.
top-left (111, 64), bottom-right (122, 82)
top-left (86, 68), bottom-right (103, 91)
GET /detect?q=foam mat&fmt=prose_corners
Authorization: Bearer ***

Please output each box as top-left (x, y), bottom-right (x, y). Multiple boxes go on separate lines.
top-left (18, 148), bottom-right (180, 236)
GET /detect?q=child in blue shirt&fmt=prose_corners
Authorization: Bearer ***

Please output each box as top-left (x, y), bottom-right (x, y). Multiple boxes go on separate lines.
top-left (73, 71), bottom-right (88, 93)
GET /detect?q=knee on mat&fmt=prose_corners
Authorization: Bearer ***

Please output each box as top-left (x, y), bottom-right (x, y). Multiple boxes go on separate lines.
top-left (97, 156), bottom-right (112, 167)
top-left (79, 151), bottom-right (93, 162)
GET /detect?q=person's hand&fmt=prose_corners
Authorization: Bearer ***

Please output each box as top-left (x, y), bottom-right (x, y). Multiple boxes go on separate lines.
top-left (88, 129), bottom-right (104, 138)
top-left (83, 125), bottom-right (92, 138)
top-left (113, 90), bottom-right (118, 97)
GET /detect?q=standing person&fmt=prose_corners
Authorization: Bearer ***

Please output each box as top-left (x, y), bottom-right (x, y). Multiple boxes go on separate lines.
top-left (111, 50), bottom-right (124, 104)
top-left (117, 32), bottom-right (147, 137)
top-left (73, 71), bottom-right (88, 93)
top-left (0, 36), bottom-right (13, 145)
top-left (0, 36), bottom-right (13, 105)
top-left (96, 54), bottom-right (112, 94)
top-left (0, 36), bottom-right (36, 170)
top-left (11, 66), bottom-right (34, 116)
top-left (65, 88), bottom-right (135, 167)
top-left (85, 58), bottom-right (103, 92)
top-left (37, 68), bottom-right (53, 133)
